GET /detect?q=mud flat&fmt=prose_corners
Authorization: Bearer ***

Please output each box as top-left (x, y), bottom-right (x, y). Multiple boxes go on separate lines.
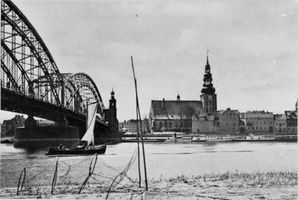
top-left (0, 171), bottom-right (297, 199)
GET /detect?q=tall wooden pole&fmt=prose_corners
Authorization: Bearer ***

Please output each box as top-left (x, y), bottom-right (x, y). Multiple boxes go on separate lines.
top-left (136, 96), bottom-right (142, 187)
top-left (131, 56), bottom-right (148, 190)
top-left (137, 95), bottom-right (148, 190)
top-left (131, 56), bottom-right (142, 187)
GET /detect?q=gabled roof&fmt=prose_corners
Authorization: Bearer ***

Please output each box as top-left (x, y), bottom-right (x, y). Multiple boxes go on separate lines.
top-left (218, 108), bottom-right (239, 115)
top-left (245, 111), bottom-right (273, 118)
top-left (274, 114), bottom-right (286, 120)
top-left (150, 100), bottom-right (203, 119)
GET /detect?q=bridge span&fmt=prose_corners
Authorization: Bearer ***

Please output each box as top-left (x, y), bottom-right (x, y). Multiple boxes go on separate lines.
top-left (1, 0), bottom-right (120, 145)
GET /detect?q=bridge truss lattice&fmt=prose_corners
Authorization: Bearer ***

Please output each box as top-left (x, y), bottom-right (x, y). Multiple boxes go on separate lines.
top-left (1, 0), bottom-right (104, 116)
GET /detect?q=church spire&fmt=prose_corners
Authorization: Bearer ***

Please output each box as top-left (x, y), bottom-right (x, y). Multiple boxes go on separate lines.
top-left (111, 88), bottom-right (115, 100)
top-left (206, 50), bottom-right (210, 68)
top-left (201, 53), bottom-right (215, 95)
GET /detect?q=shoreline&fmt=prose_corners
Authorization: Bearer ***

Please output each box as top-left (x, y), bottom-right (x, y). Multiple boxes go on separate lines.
top-left (1, 171), bottom-right (297, 199)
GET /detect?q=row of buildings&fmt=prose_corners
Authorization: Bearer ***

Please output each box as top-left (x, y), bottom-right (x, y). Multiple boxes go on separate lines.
top-left (121, 55), bottom-right (297, 135)
top-left (146, 95), bottom-right (297, 135)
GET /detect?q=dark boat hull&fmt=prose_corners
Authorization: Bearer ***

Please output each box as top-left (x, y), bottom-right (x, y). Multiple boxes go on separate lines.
top-left (47, 144), bottom-right (106, 155)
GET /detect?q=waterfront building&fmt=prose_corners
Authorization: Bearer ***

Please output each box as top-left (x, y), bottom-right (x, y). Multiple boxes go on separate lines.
top-left (149, 95), bottom-right (203, 133)
top-left (285, 111), bottom-right (297, 135)
top-left (120, 118), bottom-right (150, 134)
top-left (1, 115), bottom-right (25, 136)
top-left (192, 114), bottom-right (218, 134)
top-left (239, 118), bottom-right (246, 134)
top-left (273, 114), bottom-right (287, 134)
top-left (284, 99), bottom-right (298, 135)
top-left (200, 55), bottom-right (217, 115)
top-left (217, 108), bottom-right (240, 134)
top-left (244, 111), bottom-right (274, 134)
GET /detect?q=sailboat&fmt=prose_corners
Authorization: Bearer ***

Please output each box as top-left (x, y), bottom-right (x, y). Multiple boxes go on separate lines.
top-left (47, 103), bottom-right (106, 155)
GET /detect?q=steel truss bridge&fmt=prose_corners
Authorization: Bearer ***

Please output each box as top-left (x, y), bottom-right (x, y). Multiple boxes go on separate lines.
top-left (1, 0), bottom-right (111, 136)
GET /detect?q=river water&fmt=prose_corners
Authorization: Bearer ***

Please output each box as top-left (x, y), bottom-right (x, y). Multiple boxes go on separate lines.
top-left (1, 142), bottom-right (298, 187)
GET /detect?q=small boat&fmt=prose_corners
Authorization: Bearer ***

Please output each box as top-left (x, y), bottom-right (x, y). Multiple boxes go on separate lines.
top-left (245, 134), bottom-right (275, 141)
top-left (205, 135), bottom-right (233, 143)
top-left (191, 136), bottom-right (206, 142)
top-left (47, 103), bottom-right (106, 155)
top-left (122, 137), bottom-right (167, 143)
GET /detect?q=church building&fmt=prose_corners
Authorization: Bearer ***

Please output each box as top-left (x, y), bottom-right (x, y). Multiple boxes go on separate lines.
top-left (192, 54), bottom-right (218, 134)
top-left (149, 95), bottom-right (203, 133)
top-left (149, 54), bottom-right (218, 133)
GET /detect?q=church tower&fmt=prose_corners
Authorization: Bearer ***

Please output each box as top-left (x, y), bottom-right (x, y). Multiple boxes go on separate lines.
top-left (108, 89), bottom-right (118, 133)
top-left (200, 54), bottom-right (217, 115)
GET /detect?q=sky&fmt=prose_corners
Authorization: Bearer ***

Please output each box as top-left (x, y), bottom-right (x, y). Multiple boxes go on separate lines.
top-left (1, 0), bottom-right (298, 122)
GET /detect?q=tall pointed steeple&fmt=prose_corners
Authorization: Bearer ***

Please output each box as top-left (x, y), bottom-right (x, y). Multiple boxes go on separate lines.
top-left (200, 52), bottom-right (217, 115)
top-left (111, 88), bottom-right (115, 100)
top-left (201, 53), bottom-right (215, 95)
top-left (206, 53), bottom-right (210, 69)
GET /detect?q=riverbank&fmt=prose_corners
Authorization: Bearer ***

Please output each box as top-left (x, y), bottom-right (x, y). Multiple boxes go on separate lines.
top-left (1, 171), bottom-right (297, 199)
top-left (122, 132), bottom-right (297, 143)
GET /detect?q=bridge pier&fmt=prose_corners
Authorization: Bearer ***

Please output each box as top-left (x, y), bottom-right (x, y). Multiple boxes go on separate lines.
top-left (55, 115), bottom-right (69, 127)
top-left (24, 115), bottom-right (37, 128)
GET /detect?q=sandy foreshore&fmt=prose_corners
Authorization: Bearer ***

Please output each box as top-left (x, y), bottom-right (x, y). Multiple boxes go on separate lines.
top-left (0, 171), bottom-right (297, 199)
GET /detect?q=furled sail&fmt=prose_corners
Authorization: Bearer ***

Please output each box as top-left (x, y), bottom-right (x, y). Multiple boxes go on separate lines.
top-left (81, 103), bottom-right (97, 146)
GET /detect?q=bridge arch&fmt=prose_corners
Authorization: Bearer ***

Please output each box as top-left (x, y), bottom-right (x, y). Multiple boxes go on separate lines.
top-left (1, 0), bottom-right (63, 105)
top-left (1, 0), bottom-right (106, 119)
top-left (65, 73), bottom-right (105, 115)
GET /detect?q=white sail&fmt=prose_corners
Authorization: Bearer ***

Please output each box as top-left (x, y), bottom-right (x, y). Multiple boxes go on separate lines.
top-left (81, 103), bottom-right (97, 146)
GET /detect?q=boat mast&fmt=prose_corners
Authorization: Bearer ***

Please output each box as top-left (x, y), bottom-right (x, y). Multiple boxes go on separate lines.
top-left (131, 56), bottom-right (148, 190)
